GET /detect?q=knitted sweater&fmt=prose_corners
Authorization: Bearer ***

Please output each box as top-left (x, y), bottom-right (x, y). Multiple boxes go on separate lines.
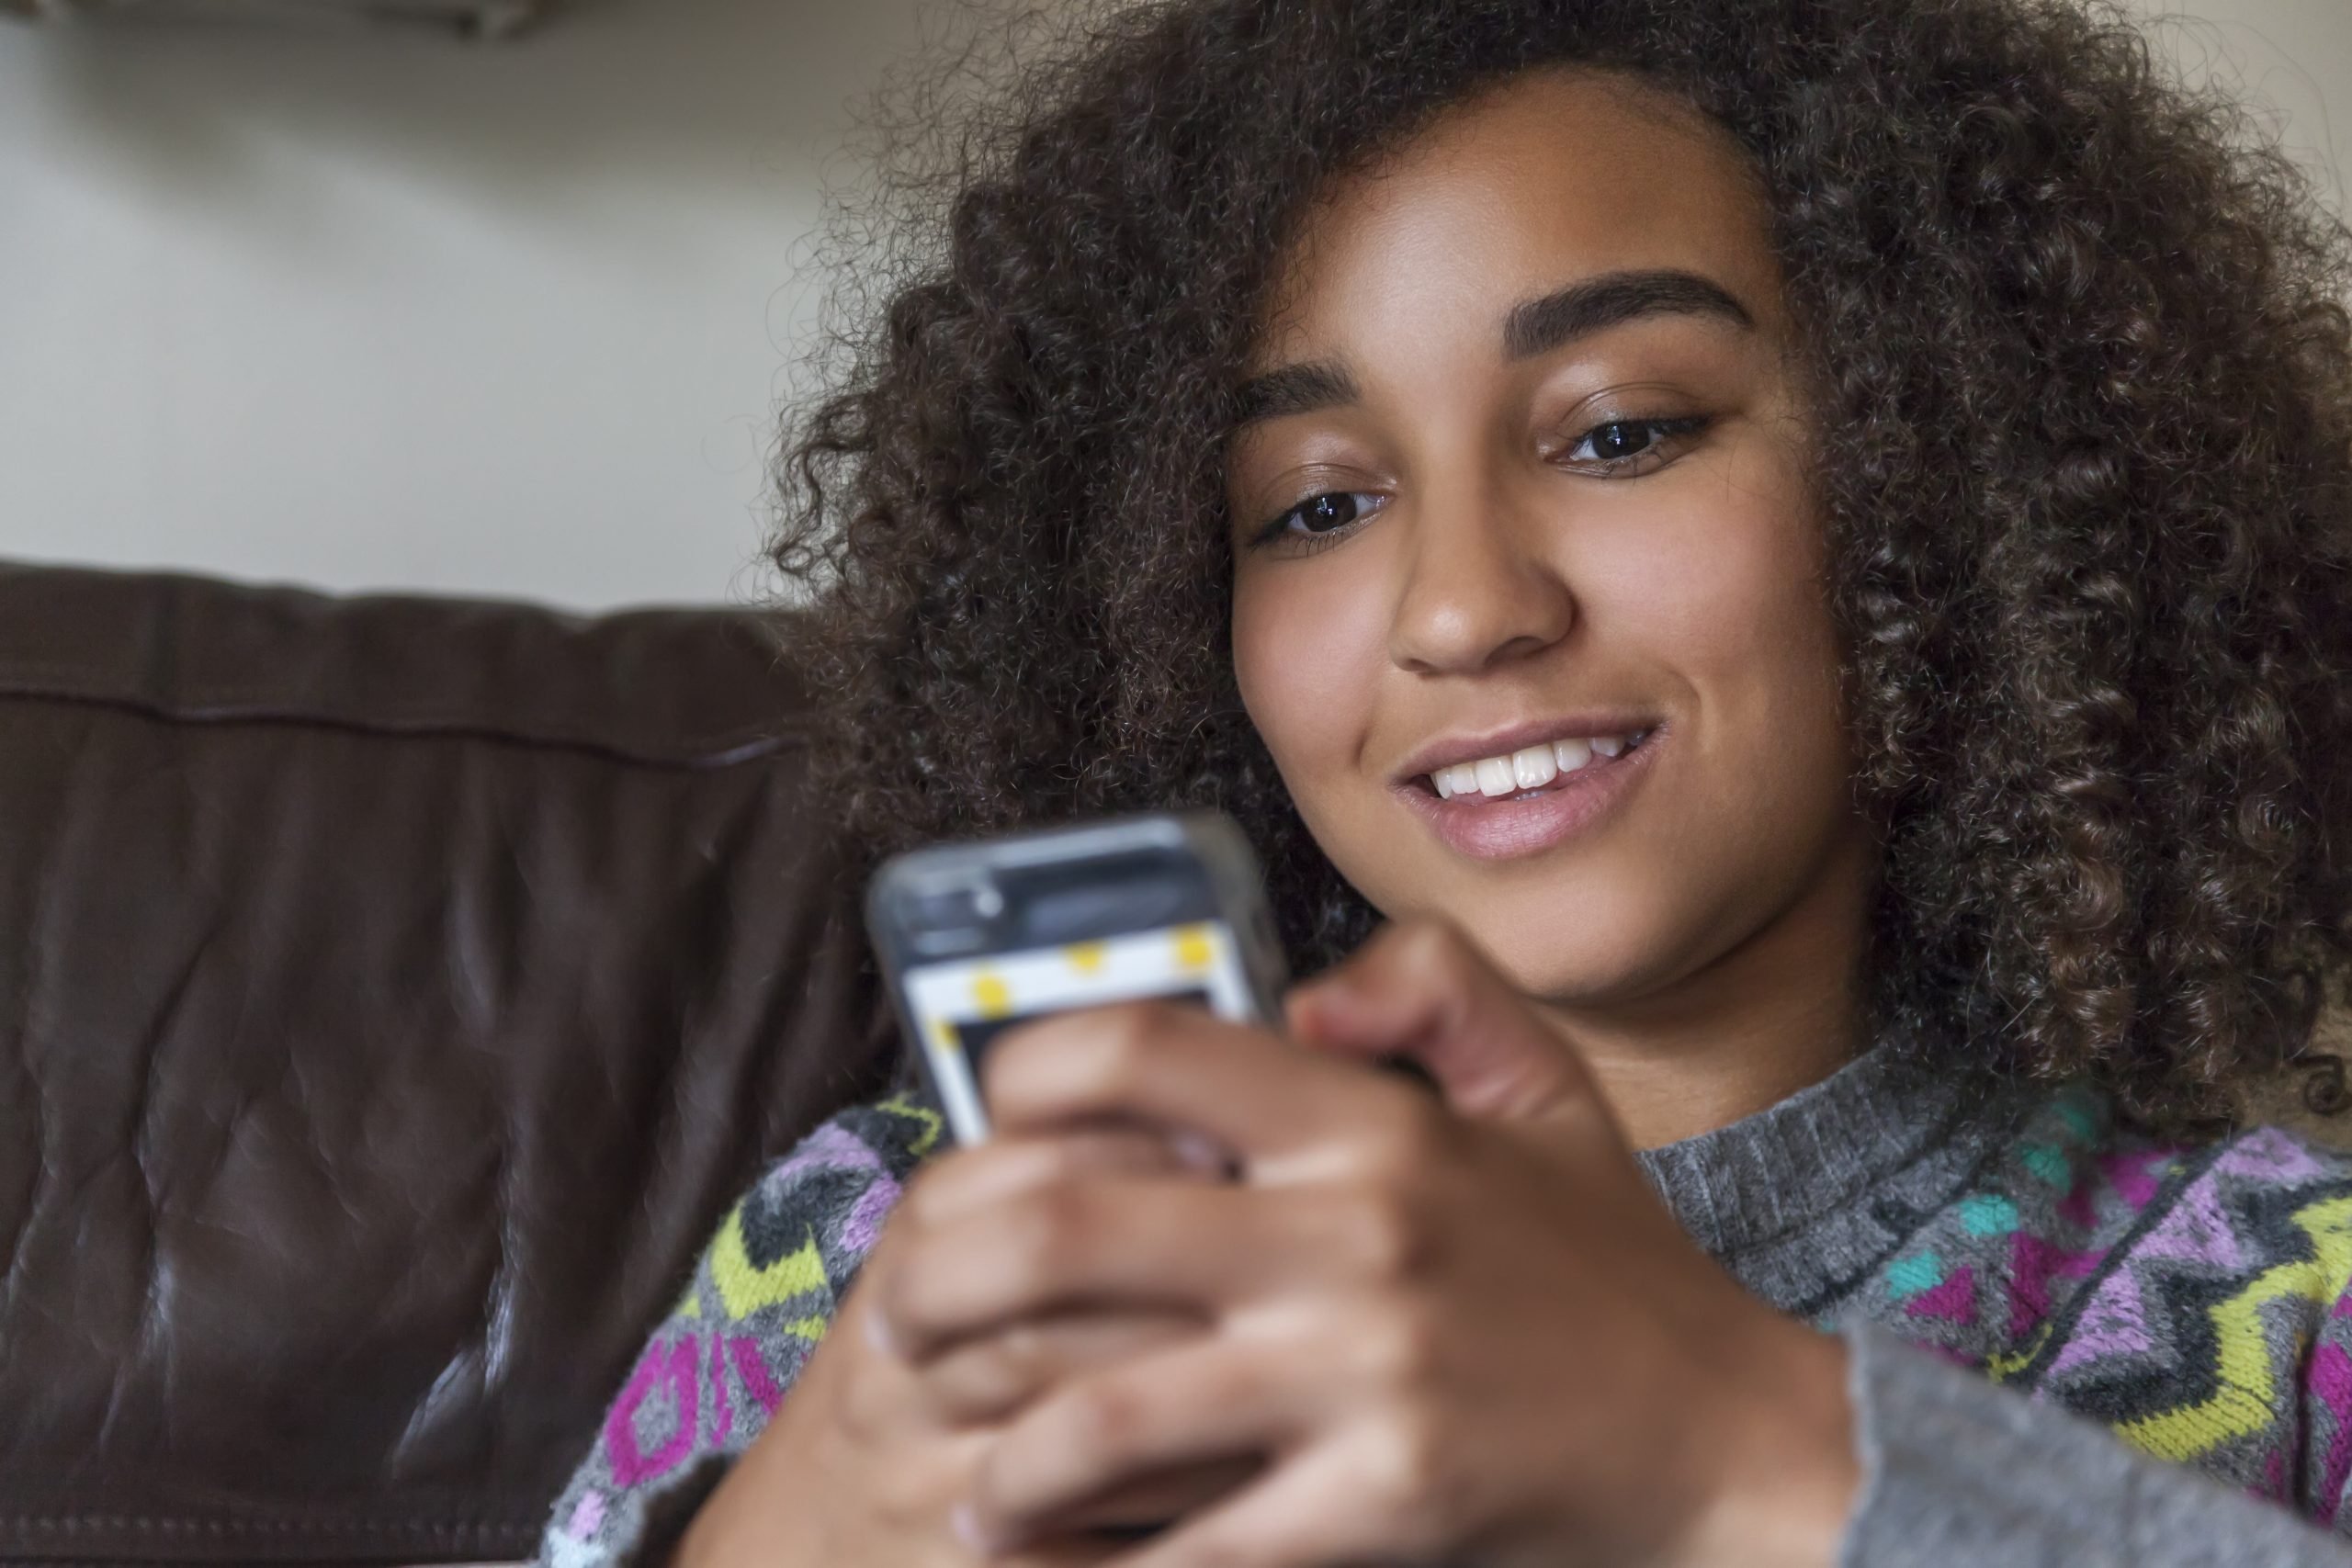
top-left (537, 1052), bottom-right (2352, 1567)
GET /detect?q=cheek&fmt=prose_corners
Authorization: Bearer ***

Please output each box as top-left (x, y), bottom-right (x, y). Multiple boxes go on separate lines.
top-left (1641, 529), bottom-right (1831, 687)
top-left (1231, 557), bottom-right (1393, 798)
top-left (1601, 451), bottom-right (1849, 801)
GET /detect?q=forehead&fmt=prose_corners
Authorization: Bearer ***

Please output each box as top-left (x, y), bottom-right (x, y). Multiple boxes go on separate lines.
top-left (1253, 70), bottom-right (1785, 364)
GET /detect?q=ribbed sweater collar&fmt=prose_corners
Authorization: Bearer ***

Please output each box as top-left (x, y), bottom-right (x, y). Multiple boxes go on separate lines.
top-left (1633, 1046), bottom-right (1984, 1266)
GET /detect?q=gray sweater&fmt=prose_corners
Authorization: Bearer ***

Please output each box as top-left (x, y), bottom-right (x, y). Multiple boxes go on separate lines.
top-left (539, 1050), bottom-right (2352, 1565)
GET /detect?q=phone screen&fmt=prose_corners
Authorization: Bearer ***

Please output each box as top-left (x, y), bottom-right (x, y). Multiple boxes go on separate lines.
top-left (901, 919), bottom-right (1259, 1142)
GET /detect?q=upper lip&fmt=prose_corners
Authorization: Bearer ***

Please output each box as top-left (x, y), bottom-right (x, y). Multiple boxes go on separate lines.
top-left (1390, 714), bottom-right (1661, 787)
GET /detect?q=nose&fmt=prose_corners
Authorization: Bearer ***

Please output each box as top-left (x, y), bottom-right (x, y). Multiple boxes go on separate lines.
top-left (1386, 479), bottom-right (1576, 676)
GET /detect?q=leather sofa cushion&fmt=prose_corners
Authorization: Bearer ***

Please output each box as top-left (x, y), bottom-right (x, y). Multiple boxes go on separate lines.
top-left (0, 563), bottom-right (895, 1564)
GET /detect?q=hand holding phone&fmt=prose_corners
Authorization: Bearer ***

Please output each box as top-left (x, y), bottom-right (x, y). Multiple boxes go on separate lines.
top-left (853, 813), bottom-right (1289, 1546)
top-left (668, 1114), bottom-right (1244, 1568)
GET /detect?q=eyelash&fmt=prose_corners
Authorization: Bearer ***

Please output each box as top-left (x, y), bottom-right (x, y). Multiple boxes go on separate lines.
top-left (1247, 413), bottom-right (1713, 553)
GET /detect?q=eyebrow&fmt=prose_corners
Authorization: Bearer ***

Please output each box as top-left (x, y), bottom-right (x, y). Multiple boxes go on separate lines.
top-left (1232, 267), bottom-right (1755, 429)
top-left (1234, 360), bottom-right (1361, 426)
top-left (1502, 268), bottom-right (1754, 361)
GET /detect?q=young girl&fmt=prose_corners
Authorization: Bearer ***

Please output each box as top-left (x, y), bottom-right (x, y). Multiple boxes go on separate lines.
top-left (539, 0), bottom-right (2352, 1562)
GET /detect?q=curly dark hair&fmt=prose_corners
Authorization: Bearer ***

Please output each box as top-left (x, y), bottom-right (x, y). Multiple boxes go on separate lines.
top-left (771, 0), bottom-right (2352, 1136)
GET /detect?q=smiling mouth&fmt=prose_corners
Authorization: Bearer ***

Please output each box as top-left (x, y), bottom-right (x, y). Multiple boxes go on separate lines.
top-left (1418, 728), bottom-right (1655, 802)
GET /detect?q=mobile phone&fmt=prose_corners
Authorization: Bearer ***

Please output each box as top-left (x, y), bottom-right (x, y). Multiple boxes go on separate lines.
top-left (865, 811), bottom-right (1289, 1145)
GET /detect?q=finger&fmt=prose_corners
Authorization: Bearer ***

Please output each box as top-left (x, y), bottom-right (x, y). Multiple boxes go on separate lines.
top-left (1285, 919), bottom-right (1600, 1125)
top-left (1001, 1537), bottom-right (1130, 1568)
top-left (969, 1338), bottom-right (1304, 1551)
top-left (830, 1290), bottom-right (936, 1443)
top-left (1012, 1430), bottom-right (1430, 1568)
top-left (984, 999), bottom-right (1398, 1169)
top-left (923, 1307), bottom-right (1202, 1426)
top-left (903, 1122), bottom-right (1225, 1237)
top-left (1045, 1456), bottom-right (1264, 1537)
top-left (881, 1179), bottom-right (1329, 1360)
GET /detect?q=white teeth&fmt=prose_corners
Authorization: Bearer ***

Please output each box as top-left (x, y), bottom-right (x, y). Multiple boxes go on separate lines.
top-left (1427, 731), bottom-right (1644, 800)
top-left (1511, 745), bottom-right (1557, 790)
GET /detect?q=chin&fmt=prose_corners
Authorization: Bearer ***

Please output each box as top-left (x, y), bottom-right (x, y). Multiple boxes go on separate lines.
top-left (1475, 925), bottom-right (1678, 1008)
top-left (1376, 878), bottom-right (1690, 1008)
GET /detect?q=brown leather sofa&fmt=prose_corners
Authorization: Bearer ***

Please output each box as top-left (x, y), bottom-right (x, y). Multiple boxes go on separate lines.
top-left (0, 561), bottom-right (900, 1566)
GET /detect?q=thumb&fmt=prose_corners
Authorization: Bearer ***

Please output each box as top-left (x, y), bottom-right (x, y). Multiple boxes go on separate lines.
top-left (1284, 919), bottom-right (1598, 1124)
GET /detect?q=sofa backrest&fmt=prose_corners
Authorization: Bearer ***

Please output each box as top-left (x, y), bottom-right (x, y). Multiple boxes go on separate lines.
top-left (0, 562), bottom-right (895, 1565)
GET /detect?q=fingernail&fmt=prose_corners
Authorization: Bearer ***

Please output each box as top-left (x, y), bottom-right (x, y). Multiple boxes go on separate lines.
top-left (863, 1308), bottom-right (899, 1358)
top-left (1288, 981), bottom-right (1345, 1035)
top-left (1169, 1128), bottom-right (1229, 1177)
top-left (950, 1501), bottom-right (994, 1553)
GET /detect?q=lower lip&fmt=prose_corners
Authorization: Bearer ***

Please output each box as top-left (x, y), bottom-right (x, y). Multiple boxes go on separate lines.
top-left (1394, 736), bottom-right (1662, 862)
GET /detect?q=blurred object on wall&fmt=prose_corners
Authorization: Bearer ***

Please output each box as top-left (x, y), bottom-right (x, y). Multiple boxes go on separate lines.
top-left (0, 0), bottom-right (554, 38)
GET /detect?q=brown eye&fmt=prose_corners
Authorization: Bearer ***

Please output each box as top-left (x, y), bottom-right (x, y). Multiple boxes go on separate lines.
top-left (1558, 414), bottom-right (1712, 473)
top-left (1297, 492), bottom-right (1369, 531)
top-left (1587, 422), bottom-right (1654, 460)
top-left (1263, 490), bottom-right (1385, 542)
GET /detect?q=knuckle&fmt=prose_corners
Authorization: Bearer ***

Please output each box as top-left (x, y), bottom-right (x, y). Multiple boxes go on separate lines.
top-left (836, 1340), bottom-right (899, 1440)
top-left (1183, 1524), bottom-right (1256, 1568)
top-left (1047, 1129), bottom-right (1152, 1183)
top-left (1358, 1298), bottom-right (1446, 1391)
top-left (1067, 1377), bottom-right (1149, 1452)
top-left (989, 1002), bottom-right (1168, 1111)
top-left (1362, 1091), bottom-right (1455, 1182)
top-left (1361, 1409), bottom-right (1450, 1510)
top-left (976, 1030), bottom-right (1035, 1110)
top-left (896, 1157), bottom-right (967, 1234)
top-left (994, 1319), bottom-right (1052, 1377)
top-left (878, 1244), bottom-right (969, 1358)
top-left (1004, 1182), bottom-right (1092, 1280)
top-left (866, 1262), bottom-right (913, 1343)
top-left (933, 1342), bottom-right (1022, 1421)
top-left (870, 1450), bottom-right (938, 1529)
top-left (1034, 1138), bottom-right (1092, 1188)
top-left (1333, 1182), bottom-right (1437, 1282)
top-left (1089, 1003), bottom-right (1165, 1082)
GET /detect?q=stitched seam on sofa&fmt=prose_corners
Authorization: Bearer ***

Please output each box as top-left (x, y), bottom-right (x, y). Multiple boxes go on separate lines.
top-left (0, 687), bottom-right (809, 773)
top-left (0, 670), bottom-right (801, 761)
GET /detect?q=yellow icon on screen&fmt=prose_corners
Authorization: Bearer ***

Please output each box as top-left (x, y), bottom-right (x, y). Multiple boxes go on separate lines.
top-left (1174, 925), bottom-right (1214, 972)
top-left (973, 972), bottom-right (1013, 1018)
top-left (1066, 942), bottom-right (1107, 974)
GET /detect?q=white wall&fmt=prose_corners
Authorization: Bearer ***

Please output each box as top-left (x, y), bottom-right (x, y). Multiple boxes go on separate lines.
top-left (2130, 0), bottom-right (2352, 214)
top-left (0, 0), bottom-right (936, 611)
top-left (0, 0), bottom-right (2347, 612)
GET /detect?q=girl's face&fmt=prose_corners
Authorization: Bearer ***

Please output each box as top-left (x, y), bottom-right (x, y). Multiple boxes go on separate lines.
top-left (1230, 71), bottom-right (1871, 1019)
